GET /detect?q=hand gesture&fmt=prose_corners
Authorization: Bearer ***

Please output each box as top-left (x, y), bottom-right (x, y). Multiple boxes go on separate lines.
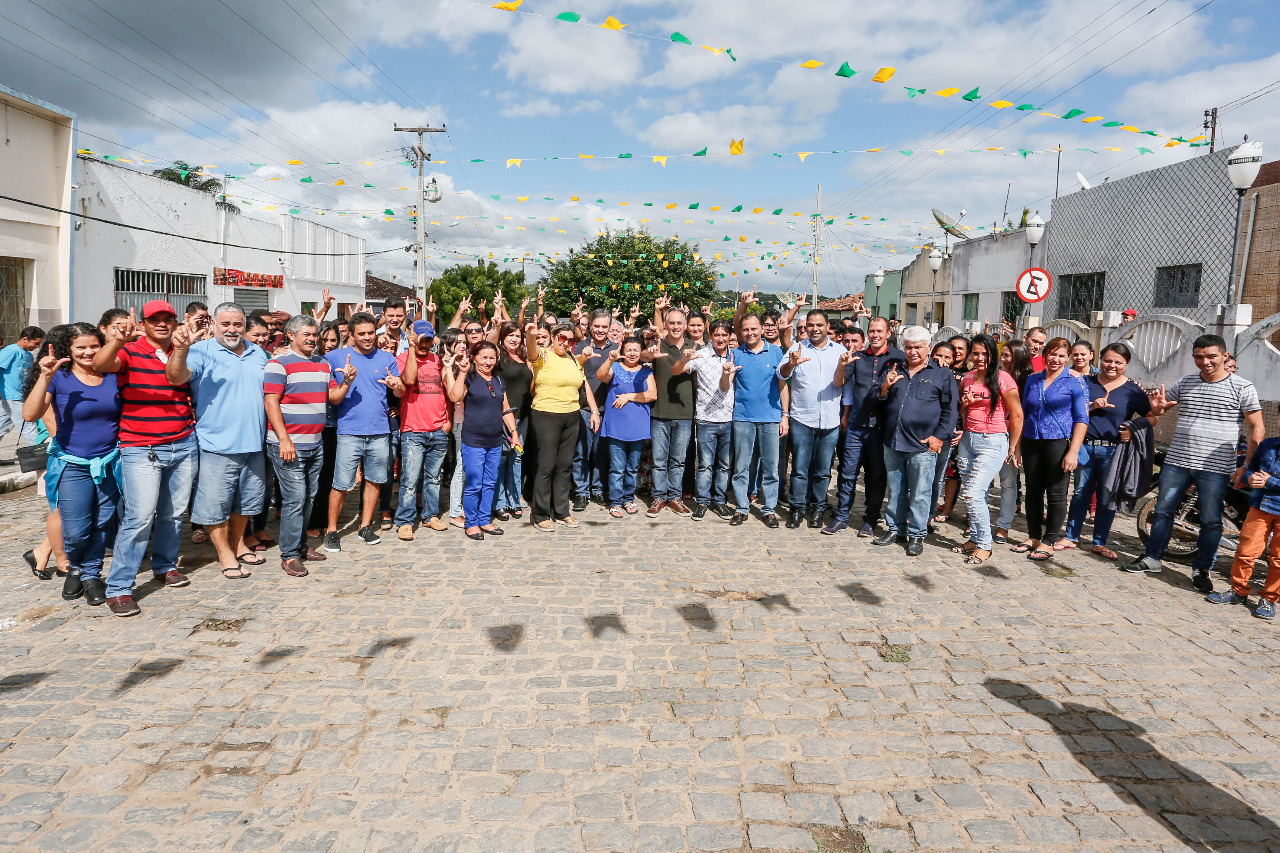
top-left (838, 348), bottom-right (859, 367)
top-left (338, 354), bottom-right (358, 384)
top-left (1249, 470), bottom-right (1269, 489)
top-left (427, 293), bottom-right (437, 314)
top-left (1089, 393), bottom-right (1115, 412)
top-left (494, 289), bottom-right (503, 304)
top-left (520, 296), bottom-right (530, 314)
top-left (171, 317), bottom-right (199, 352)
top-left (355, 301), bottom-right (369, 315)
top-left (477, 299), bottom-right (487, 315)
top-left (379, 374), bottom-right (405, 393)
top-left (788, 347), bottom-right (811, 368)
top-left (701, 303), bottom-right (712, 317)
top-left (406, 323), bottom-right (419, 348)
top-left (922, 436), bottom-right (944, 453)
top-left (458, 296), bottom-right (472, 315)
top-left (681, 347), bottom-right (700, 361)
top-left (321, 287), bottom-right (334, 310)
top-left (1149, 383), bottom-right (1169, 412)
top-left (794, 293), bottom-right (809, 309)
top-left (108, 308), bottom-right (137, 343)
top-left (960, 387), bottom-right (978, 409)
top-left (537, 284), bottom-right (547, 303)
top-left (722, 351), bottom-right (741, 378)
top-left (655, 294), bottom-right (670, 312)
top-left (611, 306), bottom-right (620, 320)
top-left (739, 287), bottom-right (758, 306)
top-left (37, 344), bottom-right (68, 378)
top-left (580, 345), bottom-right (595, 360)
top-left (629, 303), bottom-right (641, 321)
top-left (881, 364), bottom-right (902, 395)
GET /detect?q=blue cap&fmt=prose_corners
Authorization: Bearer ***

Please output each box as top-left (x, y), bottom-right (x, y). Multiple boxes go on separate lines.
top-left (413, 320), bottom-right (436, 338)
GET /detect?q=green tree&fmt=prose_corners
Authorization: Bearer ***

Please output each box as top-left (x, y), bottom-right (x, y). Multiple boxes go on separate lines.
top-left (428, 260), bottom-right (529, 324)
top-left (540, 229), bottom-right (718, 320)
top-left (153, 160), bottom-right (239, 214)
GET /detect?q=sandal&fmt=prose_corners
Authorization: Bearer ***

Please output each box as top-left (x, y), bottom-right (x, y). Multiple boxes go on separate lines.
top-left (221, 566), bottom-right (251, 579)
top-left (609, 506), bottom-right (624, 518)
top-left (1053, 540), bottom-right (1077, 552)
top-left (253, 537), bottom-right (276, 551)
top-left (1009, 542), bottom-right (1033, 553)
top-left (992, 532), bottom-right (1011, 544)
top-left (951, 542), bottom-right (978, 555)
top-left (624, 503), bottom-right (638, 515)
top-left (1027, 549), bottom-right (1053, 561)
top-left (533, 520), bottom-right (556, 532)
top-left (964, 549), bottom-right (992, 565)
top-left (933, 514), bottom-right (950, 524)
top-left (237, 552), bottom-right (266, 566)
top-left (511, 508), bottom-right (523, 519)
top-left (1092, 545), bottom-right (1118, 561)
top-left (191, 528), bottom-right (208, 544)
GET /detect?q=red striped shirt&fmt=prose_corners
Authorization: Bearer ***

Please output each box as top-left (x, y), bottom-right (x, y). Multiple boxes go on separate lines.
top-left (116, 339), bottom-right (195, 447)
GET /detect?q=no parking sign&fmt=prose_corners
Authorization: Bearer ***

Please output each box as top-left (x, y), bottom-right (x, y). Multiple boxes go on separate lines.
top-left (1016, 268), bottom-right (1052, 303)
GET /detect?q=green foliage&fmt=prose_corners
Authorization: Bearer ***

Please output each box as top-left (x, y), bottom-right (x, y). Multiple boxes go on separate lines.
top-left (153, 160), bottom-right (239, 214)
top-left (540, 229), bottom-right (719, 319)
top-left (428, 260), bottom-right (529, 323)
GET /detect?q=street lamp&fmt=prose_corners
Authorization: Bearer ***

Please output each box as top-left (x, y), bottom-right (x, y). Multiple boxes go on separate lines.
top-left (1227, 137), bottom-right (1263, 303)
top-left (928, 247), bottom-right (943, 331)
top-left (873, 268), bottom-right (885, 319)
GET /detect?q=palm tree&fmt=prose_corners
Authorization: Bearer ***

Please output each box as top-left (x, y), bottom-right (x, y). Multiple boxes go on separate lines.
top-left (153, 160), bottom-right (240, 214)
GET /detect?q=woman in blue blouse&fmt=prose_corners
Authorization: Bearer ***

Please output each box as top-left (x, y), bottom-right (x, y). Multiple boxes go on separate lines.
top-left (1060, 342), bottom-right (1156, 559)
top-left (1013, 337), bottom-right (1089, 560)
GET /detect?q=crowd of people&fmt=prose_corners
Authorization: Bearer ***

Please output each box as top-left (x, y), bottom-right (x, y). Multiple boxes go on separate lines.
top-left (3, 284), bottom-right (1277, 622)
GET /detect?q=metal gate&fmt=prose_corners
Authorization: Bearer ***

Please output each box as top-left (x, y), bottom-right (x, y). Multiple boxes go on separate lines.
top-left (114, 269), bottom-right (207, 316)
top-left (0, 257), bottom-right (26, 344)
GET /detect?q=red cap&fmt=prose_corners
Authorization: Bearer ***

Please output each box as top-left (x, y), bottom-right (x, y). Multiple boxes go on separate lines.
top-left (141, 300), bottom-right (177, 319)
top-left (1121, 308), bottom-right (1137, 317)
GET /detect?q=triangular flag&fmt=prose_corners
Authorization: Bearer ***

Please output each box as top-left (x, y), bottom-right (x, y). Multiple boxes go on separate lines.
top-left (364, 183), bottom-right (375, 188)
top-left (693, 147), bottom-right (707, 156)
top-left (797, 152), bottom-right (812, 162)
top-left (1081, 116), bottom-right (1104, 123)
top-left (517, 196), bottom-right (528, 203)
top-left (729, 138), bottom-right (744, 155)
top-left (618, 153), bottom-right (632, 158)
top-left (670, 31), bottom-right (692, 44)
top-left (507, 159), bottom-right (521, 167)
top-left (799, 60), bottom-right (823, 69)
top-left (905, 87), bottom-right (926, 98)
top-left (555, 11), bottom-right (580, 21)
top-left (835, 62), bottom-right (856, 78)
top-left (899, 150), bottom-right (913, 156)
top-left (333, 179), bottom-right (345, 185)
top-left (772, 208), bottom-right (783, 215)
top-left (287, 159), bottom-right (303, 165)
top-left (1062, 108), bottom-right (1085, 120)
top-left (384, 209), bottom-right (394, 215)
top-left (1138, 147), bottom-right (1154, 155)
top-left (935, 87), bottom-right (959, 97)
top-left (1015, 103), bottom-right (1039, 111)
top-left (702, 46), bottom-right (724, 55)
top-left (492, 0), bottom-right (522, 10)
top-left (962, 87), bottom-right (981, 101)
top-left (300, 176), bottom-right (314, 182)
top-left (752, 208), bottom-right (763, 214)
top-left (731, 205), bottom-right (743, 212)
top-left (871, 67), bottom-right (895, 83)
top-left (578, 153), bottom-right (594, 159)
top-left (989, 100), bottom-right (1014, 109)
top-left (653, 156), bottom-right (667, 166)
top-left (688, 203), bottom-right (700, 209)
top-left (600, 16), bottom-right (624, 30)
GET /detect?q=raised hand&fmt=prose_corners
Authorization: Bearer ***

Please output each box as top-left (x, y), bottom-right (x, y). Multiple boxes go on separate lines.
top-left (537, 284), bottom-right (547, 303)
top-left (701, 303), bottom-right (712, 317)
top-left (788, 347), bottom-right (811, 368)
top-left (109, 308), bottom-right (137, 343)
top-left (494, 289), bottom-right (503, 304)
top-left (739, 287), bottom-right (757, 306)
top-left (722, 351), bottom-right (741, 378)
top-left (379, 374), bottom-right (405, 393)
top-left (629, 303), bottom-right (641, 321)
top-left (338, 353), bottom-right (358, 384)
top-left (520, 296), bottom-right (530, 314)
top-left (580, 345), bottom-right (595, 360)
top-left (1089, 393), bottom-right (1115, 411)
top-left (427, 294), bottom-right (437, 315)
top-left (171, 317), bottom-right (199, 351)
top-left (611, 306), bottom-right (620, 320)
top-left (681, 347), bottom-right (700, 361)
top-left (794, 293), bottom-right (809, 308)
top-left (960, 387), bottom-right (978, 409)
top-left (321, 287), bottom-right (334, 309)
top-left (37, 344), bottom-right (68, 378)
top-left (838, 349), bottom-right (859, 367)
top-left (406, 323), bottom-right (419, 348)
top-left (881, 363), bottom-right (902, 396)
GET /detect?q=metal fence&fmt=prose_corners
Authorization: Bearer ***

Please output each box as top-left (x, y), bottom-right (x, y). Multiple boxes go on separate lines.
top-left (113, 269), bottom-right (207, 316)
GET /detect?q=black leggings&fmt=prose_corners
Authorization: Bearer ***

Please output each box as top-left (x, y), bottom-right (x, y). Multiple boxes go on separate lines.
top-left (1022, 437), bottom-right (1071, 544)
top-left (307, 427), bottom-right (338, 531)
top-left (531, 410), bottom-right (580, 523)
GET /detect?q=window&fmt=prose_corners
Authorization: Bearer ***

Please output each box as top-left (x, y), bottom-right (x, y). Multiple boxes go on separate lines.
top-left (905, 303), bottom-right (917, 325)
top-left (1154, 264), bottom-right (1201, 309)
top-left (233, 287), bottom-right (270, 312)
top-left (1001, 291), bottom-right (1022, 326)
top-left (114, 269), bottom-right (207, 316)
top-left (963, 294), bottom-right (979, 322)
top-left (300, 301), bottom-right (317, 317)
top-left (1057, 272), bottom-right (1105, 322)
top-left (0, 258), bottom-right (27, 345)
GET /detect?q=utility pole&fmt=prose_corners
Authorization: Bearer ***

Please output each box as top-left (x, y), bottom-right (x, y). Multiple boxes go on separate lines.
top-left (394, 123), bottom-right (446, 310)
top-left (1204, 108), bottom-right (1218, 153)
top-left (811, 184), bottom-right (822, 308)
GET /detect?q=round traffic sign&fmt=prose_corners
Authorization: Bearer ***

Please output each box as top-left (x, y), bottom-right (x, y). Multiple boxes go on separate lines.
top-left (1016, 267), bottom-right (1052, 303)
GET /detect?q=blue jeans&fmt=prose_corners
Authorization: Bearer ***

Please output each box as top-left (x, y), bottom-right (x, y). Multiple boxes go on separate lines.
top-left (996, 460), bottom-right (1020, 530)
top-left (651, 417), bottom-right (693, 502)
top-left (732, 422), bottom-right (780, 514)
top-left (956, 431), bottom-right (1009, 550)
top-left (1064, 442), bottom-right (1118, 546)
top-left (884, 446), bottom-right (938, 539)
top-left (267, 442), bottom-right (322, 559)
top-left (605, 438), bottom-right (643, 507)
top-left (108, 434), bottom-right (197, 596)
top-left (396, 430), bottom-right (449, 526)
top-left (833, 425), bottom-right (889, 526)
top-left (787, 421), bottom-right (840, 512)
top-left (573, 409), bottom-right (605, 499)
top-left (58, 464), bottom-right (120, 581)
top-left (494, 417), bottom-right (528, 512)
top-left (695, 420), bottom-right (732, 505)
top-left (930, 442), bottom-right (955, 515)
top-left (1145, 462), bottom-right (1231, 572)
top-left (461, 443), bottom-right (502, 528)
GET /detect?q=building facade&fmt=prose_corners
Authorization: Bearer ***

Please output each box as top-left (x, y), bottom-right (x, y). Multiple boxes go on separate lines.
top-left (898, 247), bottom-right (951, 329)
top-left (862, 269), bottom-right (900, 320)
top-left (0, 85), bottom-right (75, 340)
top-left (1237, 159), bottom-right (1280, 323)
top-left (73, 156), bottom-right (365, 323)
top-left (948, 227), bottom-right (1048, 333)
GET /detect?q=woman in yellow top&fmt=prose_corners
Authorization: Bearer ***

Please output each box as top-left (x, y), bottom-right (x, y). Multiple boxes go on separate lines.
top-left (526, 320), bottom-right (601, 531)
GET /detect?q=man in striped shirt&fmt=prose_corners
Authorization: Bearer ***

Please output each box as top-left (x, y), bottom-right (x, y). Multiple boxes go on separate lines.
top-left (92, 300), bottom-right (195, 617)
top-left (264, 315), bottom-right (337, 578)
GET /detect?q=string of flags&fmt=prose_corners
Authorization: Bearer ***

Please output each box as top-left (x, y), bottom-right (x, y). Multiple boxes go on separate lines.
top-left (478, 0), bottom-right (1206, 146)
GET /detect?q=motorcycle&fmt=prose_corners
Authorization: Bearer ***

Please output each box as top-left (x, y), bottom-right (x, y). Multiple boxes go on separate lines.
top-left (1134, 449), bottom-right (1252, 564)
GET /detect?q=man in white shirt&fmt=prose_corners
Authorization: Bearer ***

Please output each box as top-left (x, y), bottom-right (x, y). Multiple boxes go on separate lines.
top-left (673, 319), bottom-right (736, 520)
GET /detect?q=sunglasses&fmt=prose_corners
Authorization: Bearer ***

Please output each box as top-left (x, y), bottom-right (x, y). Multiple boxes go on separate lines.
top-left (555, 334), bottom-right (574, 344)
top-left (464, 327), bottom-right (484, 334)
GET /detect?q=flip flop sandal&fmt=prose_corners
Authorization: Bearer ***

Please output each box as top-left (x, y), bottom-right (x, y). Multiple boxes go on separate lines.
top-left (624, 503), bottom-right (639, 515)
top-left (1009, 542), bottom-right (1033, 553)
top-left (237, 552), bottom-right (266, 566)
top-left (1027, 549), bottom-right (1053, 561)
top-left (1053, 540), bottom-right (1077, 551)
top-left (964, 550), bottom-right (992, 565)
top-left (221, 566), bottom-right (251, 580)
top-left (1092, 546), bottom-right (1119, 560)
top-left (609, 507), bottom-right (625, 518)
top-left (992, 534), bottom-right (1011, 544)
top-left (191, 529), bottom-right (208, 544)
top-left (253, 538), bottom-right (276, 550)
top-left (933, 514), bottom-right (950, 524)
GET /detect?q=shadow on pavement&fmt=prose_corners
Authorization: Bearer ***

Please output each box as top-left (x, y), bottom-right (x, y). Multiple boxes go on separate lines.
top-left (357, 636), bottom-right (415, 658)
top-left (837, 582), bottom-right (883, 606)
top-left (676, 603), bottom-right (717, 630)
top-left (756, 593), bottom-right (799, 612)
top-left (486, 624), bottom-right (523, 651)
top-left (114, 658), bottom-right (183, 695)
top-left (585, 613), bottom-right (626, 638)
top-left (256, 646), bottom-right (306, 667)
top-left (0, 671), bottom-right (48, 694)
top-left (984, 678), bottom-right (1280, 851)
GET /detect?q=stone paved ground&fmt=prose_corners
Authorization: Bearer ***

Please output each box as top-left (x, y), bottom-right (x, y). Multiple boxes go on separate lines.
top-left (2, 485), bottom-right (1279, 853)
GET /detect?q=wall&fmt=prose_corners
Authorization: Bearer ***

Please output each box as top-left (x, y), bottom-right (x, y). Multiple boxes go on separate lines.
top-left (897, 248), bottom-right (951, 328)
top-left (1237, 162), bottom-right (1280, 326)
top-left (862, 269), bottom-right (900, 319)
top-left (0, 85), bottom-right (74, 331)
top-left (948, 227), bottom-right (1048, 332)
top-left (1044, 148), bottom-right (1237, 326)
top-left (73, 158), bottom-right (363, 322)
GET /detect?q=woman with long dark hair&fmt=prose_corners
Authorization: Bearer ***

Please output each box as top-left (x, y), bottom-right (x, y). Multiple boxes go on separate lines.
top-left (1013, 337), bottom-right (1089, 560)
top-left (993, 338), bottom-right (1035, 543)
top-left (527, 320), bottom-right (600, 531)
top-left (443, 340), bottom-right (519, 540)
top-left (493, 321), bottom-right (532, 520)
top-left (1060, 342), bottom-right (1155, 559)
top-left (953, 334), bottom-right (1024, 564)
top-left (306, 320), bottom-right (342, 539)
top-left (22, 323), bottom-right (122, 606)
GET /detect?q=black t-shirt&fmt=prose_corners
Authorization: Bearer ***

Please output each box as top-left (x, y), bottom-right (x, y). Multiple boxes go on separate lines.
top-left (574, 339), bottom-right (618, 409)
top-left (460, 373), bottom-right (507, 449)
top-left (498, 354), bottom-right (533, 420)
top-left (1084, 377), bottom-right (1152, 442)
top-left (652, 338), bottom-right (695, 420)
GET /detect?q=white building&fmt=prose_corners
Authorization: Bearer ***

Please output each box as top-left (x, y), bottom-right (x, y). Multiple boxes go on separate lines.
top-left (0, 85), bottom-right (75, 339)
top-left (73, 156), bottom-right (365, 322)
top-left (947, 227), bottom-right (1048, 334)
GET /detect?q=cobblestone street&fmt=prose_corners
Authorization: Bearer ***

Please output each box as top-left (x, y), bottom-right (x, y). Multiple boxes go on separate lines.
top-left (1, 487), bottom-right (1278, 852)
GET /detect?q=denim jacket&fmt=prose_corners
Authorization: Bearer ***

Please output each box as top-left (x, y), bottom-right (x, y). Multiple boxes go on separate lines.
top-left (1245, 437), bottom-right (1280, 515)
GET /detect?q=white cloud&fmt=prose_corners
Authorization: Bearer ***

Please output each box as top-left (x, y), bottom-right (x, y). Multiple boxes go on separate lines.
top-left (498, 16), bottom-right (645, 94)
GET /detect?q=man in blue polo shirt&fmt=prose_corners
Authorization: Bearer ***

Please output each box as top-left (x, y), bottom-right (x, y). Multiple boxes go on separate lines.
top-left (727, 313), bottom-right (789, 527)
top-left (167, 302), bottom-right (269, 578)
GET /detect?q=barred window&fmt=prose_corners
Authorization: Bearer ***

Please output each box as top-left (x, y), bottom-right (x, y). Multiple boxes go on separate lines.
top-left (1001, 291), bottom-right (1022, 326)
top-left (963, 294), bottom-right (979, 322)
top-left (1058, 272), bottom-right (1106, 322)
top-left (1153, 264), bottom-right (1201, 309)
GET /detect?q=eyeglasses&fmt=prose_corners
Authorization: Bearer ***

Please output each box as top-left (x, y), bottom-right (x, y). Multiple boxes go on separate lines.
top-left (464, 326), bottom-right (483, 334)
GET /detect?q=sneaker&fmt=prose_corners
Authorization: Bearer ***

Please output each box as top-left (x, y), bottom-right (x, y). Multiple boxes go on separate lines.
top-left (157, 569), bottom-right (190, 587)
top-left (1255, 599), bottom-right (1277, 620)
top-left (572, 496), bottom-right (589, 513)
top-left (1191, 568), bottom-right (1213, 593)
top-left (1122, 556), bottom-right (1162, 574)
top-left (106, 595), bottom-right (140, 617)
top-left (858, 523), bottom-right (875, 538)
top-left (358, 526), bottom-right (381, 546)
top-left (712, 503), bottom-right (735, 520)
top-left (323, 531), bottom-right (342, 553)
top-left (729, 512), bottom-right (747, 526)
top-left (557, 516), bottom-right (580, 529)
top-left (691, 504), bottom-right (708, 520)
top-left (822, 520), bottom-right (848, 535)
top-left (425, 516), bottom-right (448, 531)
top-left (1206, 590), bottom-right (1247, 605)
top-left (397, 524), bottom-right (415, 541)
top-left (646, 500), bottom-right (666, 518)
top-left (380, 511), bottom-right (393, 530)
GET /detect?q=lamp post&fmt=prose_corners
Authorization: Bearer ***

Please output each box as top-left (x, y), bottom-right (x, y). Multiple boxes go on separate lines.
top-left (873, 269), bottom-right (885, 320)
top-left (1227, 137), bottom-right (1263, 304)
top-left (928, 247), bottom-right (943, 333)
top-left (1023, 211), bottom-right (1045, 330)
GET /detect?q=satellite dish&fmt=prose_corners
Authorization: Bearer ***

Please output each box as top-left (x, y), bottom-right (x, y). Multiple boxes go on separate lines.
top-left (931, 208), bottom-right (968, 241)
top-left (1076, 172), bottom-right (1092, 190)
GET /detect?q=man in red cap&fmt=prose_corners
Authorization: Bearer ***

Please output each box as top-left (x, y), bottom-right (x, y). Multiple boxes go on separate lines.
top-left (92, 300), bottom-right (196, 617)
top-left (1121, 309), bottom-right (1137, 325)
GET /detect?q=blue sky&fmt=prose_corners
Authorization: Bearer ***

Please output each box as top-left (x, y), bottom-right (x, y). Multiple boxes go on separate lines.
top-left (2, 0), bottom-right (1277, 293)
